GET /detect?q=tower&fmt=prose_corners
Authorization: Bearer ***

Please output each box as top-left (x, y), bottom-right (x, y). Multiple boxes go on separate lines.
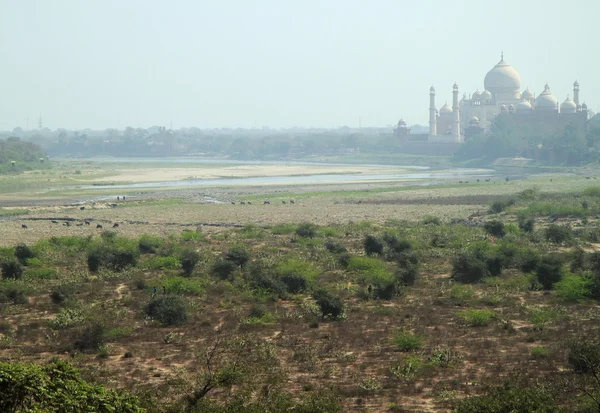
top-left (452, 83), bottom-right (461, 142)
top-left (573, 80), bottom-right (580, 106)
top-left (429, 86), bottom-right (437, 136)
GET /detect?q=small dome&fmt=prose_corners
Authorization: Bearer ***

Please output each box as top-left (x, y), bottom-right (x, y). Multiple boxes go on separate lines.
top-left (516, 100), bottom-right (533, 113)
top-left (472, 89), bottom-right (481, 100)
top-left (469, 116), bottom-right (480, 125)
top-left (481, 90), bottom-right (492, 100)
top-left (522, 88), bottom-right (534, 100)
top-left (560, 95), bottom-right (577, 114)
top-left (397, 118), bottom-right (407, 127)
top-left (439, 102), bottom-right (453, 115)
top-left (535, 83), bottom-right (558, 111)
top-left (582, 102), bottom-right (588, 109)
top-left (484, 55), bottom-right (521, 92)
top-left (500, 104), bottom-right (508, 112)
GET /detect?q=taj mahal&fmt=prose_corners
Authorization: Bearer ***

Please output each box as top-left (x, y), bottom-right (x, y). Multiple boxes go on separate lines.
top-left (395, 53), bottom-right (589, 143)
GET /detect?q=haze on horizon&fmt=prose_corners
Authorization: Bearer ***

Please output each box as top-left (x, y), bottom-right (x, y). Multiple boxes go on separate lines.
top-left (1, 0), bottom-right (598, 131)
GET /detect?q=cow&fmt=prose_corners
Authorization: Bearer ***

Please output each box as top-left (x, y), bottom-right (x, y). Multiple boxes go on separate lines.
top-left (21, 224), bottom-right (28, 229)
top-left (247, 201), bottom-right (252, 205)
top-left (282, 200), bottom-right (287, 204)
top-left (240, 201), bottom-right (246, 205)
top-left (80, 206), bottom-right (85, 210)
top-left (264, 201), bottom-right (270, 205)
top-left (113, 223), bottom-right (119, 228)
top-left (96, 224), bottom-right (103, 229)
top-left (289, 200), bottom-right (295, 204)
top-left (231, 201), bottom-right (236, 205)
top-left (51, 220), bottom-right (58, 224)
top-left (84, 220), bottom-right (90, 225)
top-left (64, 221), bottom-right (71, 227)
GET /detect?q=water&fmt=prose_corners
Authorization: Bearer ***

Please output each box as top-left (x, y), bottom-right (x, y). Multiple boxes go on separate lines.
top-left (76, 170), bottom-right (494, 190)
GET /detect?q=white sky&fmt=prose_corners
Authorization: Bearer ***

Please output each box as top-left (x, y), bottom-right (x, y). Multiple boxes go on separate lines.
top-left (1, 0), bottom-right (598, 130)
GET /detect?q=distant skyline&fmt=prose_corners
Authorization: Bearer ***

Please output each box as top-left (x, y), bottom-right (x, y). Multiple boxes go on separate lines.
top-left (1, 0), bottom-right (598, 131)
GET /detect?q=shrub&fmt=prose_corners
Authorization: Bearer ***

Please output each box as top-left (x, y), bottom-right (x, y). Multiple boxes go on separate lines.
top-left (459, 309), bottom-right (496, 327)
top-left (516, 248), bottom-right (540, 273)
top-left (145, 296), bottom-right (187, 326)
top-left (0, 284), bottom-right (28, 305)
top-left (74, 323), bottom-right (104, 352)
top-left (87, 244), bottom-right (138, 273)
top-left (583, 186), bottom-right (600, 197)
top-left (280, 273), bottom-right (309, 294)
top-left (555, 275), bottom-right (591, 302)
top-left (337, 253), bottom-right (351, 268)
top-left (324, 239), bottom-right (346, 254)
top-left (395, 262), bottom-right (419, 286)
top-left (373, 280), bottom-right (401, 300)
top-left (544, 224), bottom-right (573, 244)
top-left (392, 330), bottom-right (423, 351)
top-left (50, 285), bottom-right (75, 306)
top-left (568, 340), bottom-right (600, 374)
top-left (536, 256), bottom-right (564, 290)
top-left (224, 247), bottom-right (250, 267)
top-left (489, 200), bottom-right (514, 214)
top-left (1, 260), bottom-right (23, 280)
top-left (211, 260), bottom-right (236, 280)
top-left (363, 235), bottom-right (384, 256)
top-left (531, 346), bottom-right (550, 359)
top-left (455, 384), bottom-right (558, 413)
top-left (180, 248), bottom-right (200, 276)
top-left (421, 215), bottom-right (441, 226)
top-left (518, 216), bottom-right (535, 233)
top-left (295, 223), bottom-right (317, 238)
top-left (312, 289), bottom-right (344, 320)
top-left (14, 244), bottom-right (34, 265)
top-left (247, 262), bottom-right (287, 298)
top-left (138, 235), bottom-right (162, 254)
top-left (451, 253), bottom-right (489, 283)
top-left (484, 220), bottom-right (506, 238)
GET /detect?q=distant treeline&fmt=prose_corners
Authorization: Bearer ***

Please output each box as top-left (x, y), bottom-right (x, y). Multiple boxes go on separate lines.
top-left (0, 137), bottom-right (47, 173)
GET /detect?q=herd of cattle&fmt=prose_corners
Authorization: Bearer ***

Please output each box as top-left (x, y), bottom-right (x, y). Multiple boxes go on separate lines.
top-left (21, 221), bottom-right (119, 230)
top-left (231, 200), bottom-right (295, 205)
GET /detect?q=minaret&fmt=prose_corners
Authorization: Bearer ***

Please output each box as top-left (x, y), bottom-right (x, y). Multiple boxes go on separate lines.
top-left (452, 82), bottom-right (461, 142)
top-left (429, 86), bottom-right (437, 136)
top-left (573, 80), bottom-right (580, 106)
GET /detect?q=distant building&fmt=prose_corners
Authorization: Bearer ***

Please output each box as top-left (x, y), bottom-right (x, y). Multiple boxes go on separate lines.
top-left (396, 54), bottom-right (590, 143)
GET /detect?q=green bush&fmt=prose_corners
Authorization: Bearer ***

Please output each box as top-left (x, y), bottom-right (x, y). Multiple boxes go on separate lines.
top-left (14, 243), bottom-right (35, 265)
top-left (295, 223), bottom-right (317, 238)
top-left (363, 235), bottom-right (384, 256)
top-left (145, 295), bottom-right (187, 326)
top-left (312, 289), bottom-right (344, 320)
top-left (455, 383), bottom-right (559, 413)
top-left (212, 260), bottom-right (237, 280)
top-left (280, 273), bottom-right (309, 294)
top-left (451, 253), bottom-right (489, 283)
top-left (518, 216), bottom-right (535, 233)
top-left (138, 235), bottom-right (162, 254)
top-left (74, 323), bottom-right (104, 352)
top-left (152, 276), bottom-right (204, 296)
top-left (324, 239), bottom-right (347, 254)
top-left (87, 243), bottom-right (138, 273)
top-left (421, 215), bottom-right (441, 226)
top-left (1, 260), bottom-right (23, 280)
top-left (0, 284), bottom-right (28, 304)
top-left (545, 224), bottom-right (573, 244)
top-left (516, 248), bottom-right (540, 273)
top-left (489, 199), bottom-right (514, 214)
top-left (180, 248), bottom-right (200, 276)
top-left (224, 247), bottom-right (250, 267)
top-left (395, 262), bottom-right (419, 286)
top-left (583, 186), bottom-right (600, 197)
top-left (50, 285), bottom-right (76, 306)
top-left (484, 220), bottom-right (506, 238)
top-left (246, 262), bottom-right (287, 298)
top-left (392, 330), bottom-right (423, 351)
top-left (568, 340), bottom-right (600, 374)
top-left (0, 359), bottom-right (144, 413)
top-left (536, 256), bottom-right (564, 290)
top-left (459, 309), bottom-right (496, 327)
top-left (373, 280), bottom-right (401, 300)
top-left (555, 275), bottom-right (591, 302)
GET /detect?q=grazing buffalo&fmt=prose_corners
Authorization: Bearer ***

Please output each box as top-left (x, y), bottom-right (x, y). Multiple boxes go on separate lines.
top-left (240, 201), bottom-right (246, 205)
top-left (586, 176), bottom-right (591, 180)
top-left (247, 201), bottom-right (252, 205)
top-left (289, 200), bottom-right (295, 204)
top-left (84, 220), bottom-right (90, 225)
top-left (282, 200), bottom-right (287, 204)
top-left (51, 220), bottom-right (58, 224)
top-left (264, 201), bottom-right (270, 205)
top-left (231, 201), bottom-right (236, 205)
top-left (21, 224), bottom-right (28, 229)
top-left (96, 224), bottom-right (103, 229)
top-left (80, 206), bottom-right (85, 210)
top-left (76, 223), bottom-right (83, 226)
top-left (113, 223), bottom-right (119, 228)
top-left (64, 222), bottom-right (71, 227)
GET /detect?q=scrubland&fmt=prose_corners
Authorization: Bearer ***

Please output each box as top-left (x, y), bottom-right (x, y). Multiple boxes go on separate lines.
top-left (1, 167), bottom-right (600, 412)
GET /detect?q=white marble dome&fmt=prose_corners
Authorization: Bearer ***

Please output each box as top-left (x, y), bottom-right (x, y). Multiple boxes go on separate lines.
top-left (522, 88), bottom-right (534, 100)
top-left (481, 90), bottom-right (492, 100)
top-left (439, 102), bottom-right (453, 115)
top-left (536, 84), bottom-right (558, 111)
top-left (560, 96), bottom-right (577, 114)
top-left (516, 100), bottom-right (533, 113)
top-left (484, 57), bottom-right (521, 92)
top-left (472, 90), bottom-right (481, 100)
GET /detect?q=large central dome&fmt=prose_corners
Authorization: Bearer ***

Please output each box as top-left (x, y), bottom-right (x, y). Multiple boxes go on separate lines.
top-left (484, 56), bottom-right (521, 92)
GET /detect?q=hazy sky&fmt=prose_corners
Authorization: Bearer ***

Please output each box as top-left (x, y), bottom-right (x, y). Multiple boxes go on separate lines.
top-left (1, 0), bottom-right (598, 130)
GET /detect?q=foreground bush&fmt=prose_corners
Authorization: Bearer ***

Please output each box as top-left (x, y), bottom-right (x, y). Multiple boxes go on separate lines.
top-left (145, 295), bottom-right (187, 326)
top-left (363, 235), bottom-right (384, 256)
top-left (536, 256), bottom-right (564, 290)
top-left (545, 224), bottom-right (573, 244)
top-left (1, 260), bottom-right (23, 280)
top-left (295, 223), bottom-right (317, 238)
top-left (568, 340), bottom-right (600, 375)
top-left (312, 289), bottom-right (344, 320)
top-left (451, 253), bottom-right (490, 283)
top-left (0, 359), bottom-right (144, 413)
top-left (455, 383), bottom-right (559, 413)
top-left (392, 330), bottom-right (423, 351)
top-left (484, 220), bottom-right (506, 238)
top-left (87, 243), bottom-right (138, 273)
top-left (224, 247), bottom-right (250, 267)
top-left (180, 248), bottom-right (200, 276)
top-left (14, 243), bottom-right (35, 264)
